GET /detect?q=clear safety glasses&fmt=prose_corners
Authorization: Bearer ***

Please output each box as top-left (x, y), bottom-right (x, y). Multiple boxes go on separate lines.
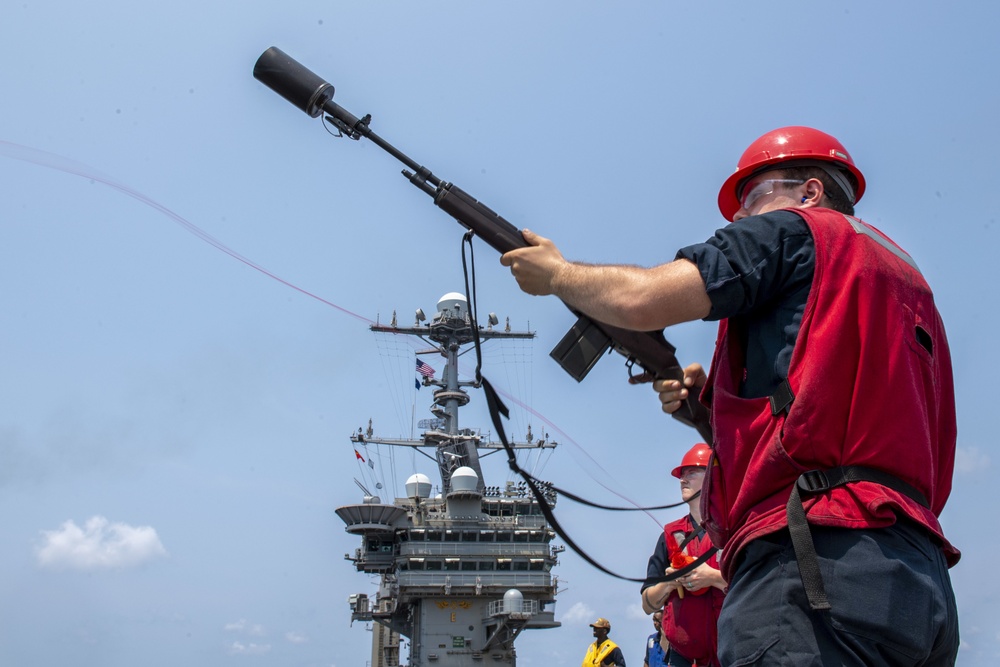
top-left (739, 178), bottom-right (805, 211)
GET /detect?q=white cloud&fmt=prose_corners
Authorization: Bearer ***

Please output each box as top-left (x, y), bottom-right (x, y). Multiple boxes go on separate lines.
top-left (955, 446), bottom-right (991, 474)
top-left (227, 641), bottom-right (271, 656)
top-left (285, 631), bottom-right (308, 644)
top-left (225, 619), bottom-right (266, 636)
top-left (36, 516), bottom-right (166, 570)
top-left (560, 601), bottom-right (594, 625)
top-left (624, 602), bottom-right (648, 620)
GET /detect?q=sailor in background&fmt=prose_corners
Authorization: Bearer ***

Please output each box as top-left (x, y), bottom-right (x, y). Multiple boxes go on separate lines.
top-left (582, 617), bottom-right (626, 667)
top-left (643, 610), bottom-right (668, 667)
top-left (641, 443), bottom-right (724, 667)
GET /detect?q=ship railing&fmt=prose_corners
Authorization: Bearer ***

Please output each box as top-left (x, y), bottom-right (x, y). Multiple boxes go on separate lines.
top-left (419, 515), bottom-right (551, 529)
top-left (399, 543), bottom-right (551, 557)
top-left (396, 572), bottom-right (554, 589)
top-left (488, 598), bottom-right (539, 617)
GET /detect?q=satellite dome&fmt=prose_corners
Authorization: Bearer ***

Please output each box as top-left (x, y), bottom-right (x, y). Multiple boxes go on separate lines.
top-left (503, 589), bottom-right (524, 612)
top-left (437, 292), bottom-right (468, 321)
top-left (450, 466), bottom-right (479, 493)
top-left (405, 473), bottom-right (432, 499)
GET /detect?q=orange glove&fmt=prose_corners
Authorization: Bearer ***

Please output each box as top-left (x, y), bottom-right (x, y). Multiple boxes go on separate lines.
top-left (670, 553), bottom-right (708, 597)
top-left (671, 553), bottom-right (696, 569)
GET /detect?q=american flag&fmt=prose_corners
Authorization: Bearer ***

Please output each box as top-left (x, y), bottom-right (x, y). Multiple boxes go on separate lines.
top-left (416, 358), bottom-right (436, 378)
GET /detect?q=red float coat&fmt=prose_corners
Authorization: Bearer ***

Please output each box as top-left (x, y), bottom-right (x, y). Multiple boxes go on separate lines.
top-left (661, 515), bottom-right (723, 667)
top-left (699, 208), bottom-right (960, 582)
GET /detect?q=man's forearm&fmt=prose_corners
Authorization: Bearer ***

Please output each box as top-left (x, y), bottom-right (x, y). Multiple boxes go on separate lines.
top-left (552, 259), bottom-right (711, 331)
top-left (641, 582), bottom-right (671, 613)
top-left (501, 231), bottom-right (711, 331)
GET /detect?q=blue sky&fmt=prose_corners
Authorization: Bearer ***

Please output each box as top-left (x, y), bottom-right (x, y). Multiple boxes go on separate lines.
top-left (2, 1), bottom-right (998, 665)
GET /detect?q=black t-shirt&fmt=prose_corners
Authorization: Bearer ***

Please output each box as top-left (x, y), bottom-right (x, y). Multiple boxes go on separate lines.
top-left (675, 210), bottom-right (814, 398)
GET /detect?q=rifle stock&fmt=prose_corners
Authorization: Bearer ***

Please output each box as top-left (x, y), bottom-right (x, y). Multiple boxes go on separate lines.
top-left (253, 46), bottom-right (713, 444)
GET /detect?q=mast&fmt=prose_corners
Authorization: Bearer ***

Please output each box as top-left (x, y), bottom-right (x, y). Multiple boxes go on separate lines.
top-left (336, 292), bottom-right (561, 667)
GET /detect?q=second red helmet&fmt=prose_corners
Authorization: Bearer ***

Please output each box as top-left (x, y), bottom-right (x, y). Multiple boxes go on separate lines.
top-left (671, 442), bottom-right (713, 478)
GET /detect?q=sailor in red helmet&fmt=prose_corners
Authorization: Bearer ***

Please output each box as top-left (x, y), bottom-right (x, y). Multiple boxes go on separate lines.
top-left (501, 126), bottom-right (959, 665)
top-left (641, 443), bottom-right (725, 667)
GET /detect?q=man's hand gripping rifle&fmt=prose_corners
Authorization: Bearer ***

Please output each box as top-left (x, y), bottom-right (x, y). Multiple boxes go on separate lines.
top-left (253, 47), bottom-right (712, 444)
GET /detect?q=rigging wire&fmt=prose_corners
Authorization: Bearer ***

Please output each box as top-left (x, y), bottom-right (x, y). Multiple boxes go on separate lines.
top-left (3, 140), bottom-right (675, 531)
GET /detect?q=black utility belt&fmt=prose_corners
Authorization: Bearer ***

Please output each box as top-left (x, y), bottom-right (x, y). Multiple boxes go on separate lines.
top-left (788, 465), bottom-right (929, 611)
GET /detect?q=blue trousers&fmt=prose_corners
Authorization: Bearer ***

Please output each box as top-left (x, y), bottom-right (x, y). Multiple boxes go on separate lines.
top-left (665, 647), bottom-right (694, 667)
top-left (718, 521), bottom-right (958, 666)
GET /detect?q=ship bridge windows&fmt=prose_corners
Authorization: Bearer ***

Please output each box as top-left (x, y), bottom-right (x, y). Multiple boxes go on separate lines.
top-left (365, 537), bottom-right (394, 554)
top-left (410, 529), bottom-right (445, 542)
top-left (399, 558), bottom-right (500, 572)
top-left (403, 557), bottom-right (425, 571)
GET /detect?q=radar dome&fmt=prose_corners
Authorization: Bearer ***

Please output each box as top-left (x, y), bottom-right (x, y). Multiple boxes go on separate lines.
top-left (437, 292), bottom-right (468, 321)
top-left (503, 588), bottom-right (524, 612)
top-left (405, 473), bottom-right (432, 499)
top-left (450, 466), bottom-right (479, 493)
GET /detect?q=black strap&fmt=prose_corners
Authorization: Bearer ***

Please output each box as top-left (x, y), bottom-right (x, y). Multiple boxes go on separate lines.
top-left (676, 523), bottom-right (706, 553)
top-left (642, 546), bottom-right (717, 587)
top-left (463, 233), bottom-right (661, 583)
top-left (769, 378), bottom-right (795, 416)
top-left (554, 485), bottom-right (695, 512)
top-left (640, 523), bottom-right (718, 587)
top-left (787, 465), bottom-right (930, 611)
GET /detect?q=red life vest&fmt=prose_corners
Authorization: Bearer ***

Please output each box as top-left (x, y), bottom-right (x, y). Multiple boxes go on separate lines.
top-left (661, 515), bottom-right (723, 667)
top-left (699, 208), bottom-right (960, 582)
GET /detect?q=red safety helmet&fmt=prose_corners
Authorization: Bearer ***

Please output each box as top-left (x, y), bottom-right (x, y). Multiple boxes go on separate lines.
top-left (717, 126), bottom-right (866, 222)
top-left (671, 443), bottom-right (712, 478)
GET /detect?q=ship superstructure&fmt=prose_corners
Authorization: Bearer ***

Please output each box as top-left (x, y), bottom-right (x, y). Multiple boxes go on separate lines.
top-left (336, 293), bottom-right (562, 667)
